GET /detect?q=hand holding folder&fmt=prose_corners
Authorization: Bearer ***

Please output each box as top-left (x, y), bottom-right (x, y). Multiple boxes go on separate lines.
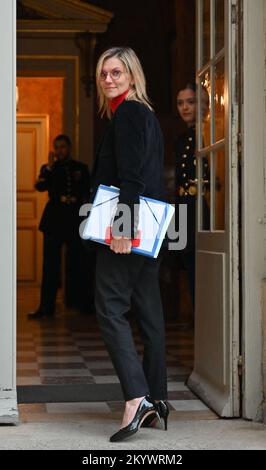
top-left (82, 185), bottom-right (175, 258)
top-left (105, 227), bottom-right (141, 247)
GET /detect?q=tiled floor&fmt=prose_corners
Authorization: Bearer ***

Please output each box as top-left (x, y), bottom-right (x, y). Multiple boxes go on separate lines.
top-left (17, 286), bottom-right (217, 419)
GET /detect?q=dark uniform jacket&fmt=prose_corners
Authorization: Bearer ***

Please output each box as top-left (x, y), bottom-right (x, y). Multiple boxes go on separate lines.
top-left (36, 158), bottom-right (90, 237)
top-left (174, 126), bottom-right (209, 252)
top-left (90, 100), bottom-right (165, 238)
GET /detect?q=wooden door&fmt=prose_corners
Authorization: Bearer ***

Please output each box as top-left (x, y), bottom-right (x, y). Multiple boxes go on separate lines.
top-left (17, 114), bottom-right (49, 284)
top-left (188, 0), bottom-right (240, 416)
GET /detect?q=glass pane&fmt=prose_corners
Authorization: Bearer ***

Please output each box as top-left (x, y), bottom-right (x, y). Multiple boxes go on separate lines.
top-left (202, 0), bottom-right (211, 65)
top-left (199, 154), bottom-right (211, 231)
top-left (214, 148), bottom-right (225, 230)
top-left (215, 0), bottom-right (225, 53)
top-left (214, 58), bottom-right (225, 142)
top-left (199, 71), bottom-right (211, 148)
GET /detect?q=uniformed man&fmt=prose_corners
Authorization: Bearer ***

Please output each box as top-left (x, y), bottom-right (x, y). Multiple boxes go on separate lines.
top-left (174, 83), bottom-right (210, 308)
top-left (28, 134), bottom-right (91, 319)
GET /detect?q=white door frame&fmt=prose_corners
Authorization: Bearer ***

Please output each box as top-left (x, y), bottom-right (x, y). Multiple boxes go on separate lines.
top-left (188, 0), bottom-right (241, 417)
top-left (241, 0), bottom-right (266, 421)
top-left (0, 0), bottom-right (18, 423)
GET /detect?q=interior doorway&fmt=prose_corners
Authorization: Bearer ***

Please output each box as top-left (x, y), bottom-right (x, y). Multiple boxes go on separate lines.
top-left (16, 76), bottom-right (65, 284)
top-left (16, 0), bottom-right (239, 423)
top-left (17, 114), bottom-right (49, 284)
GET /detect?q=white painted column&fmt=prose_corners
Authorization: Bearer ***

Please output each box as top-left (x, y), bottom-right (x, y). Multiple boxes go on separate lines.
top-left (0, 0), bottom-right (18, 423)
top-left (242, 0), bottom-right (266, 421)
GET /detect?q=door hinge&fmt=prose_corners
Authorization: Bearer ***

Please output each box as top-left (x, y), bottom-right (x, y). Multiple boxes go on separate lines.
top-left (231, 4), bottom-right (237, 24)
top-left (238, 355), bottom-right (243, 375)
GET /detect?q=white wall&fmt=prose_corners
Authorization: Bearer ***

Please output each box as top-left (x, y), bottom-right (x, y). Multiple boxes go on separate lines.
top-left (262, 0), bottom-right (266, 425)
top-left (0, 0), bottom-right (18, 423)
top-left (242, 0), bottom-right (266, 421)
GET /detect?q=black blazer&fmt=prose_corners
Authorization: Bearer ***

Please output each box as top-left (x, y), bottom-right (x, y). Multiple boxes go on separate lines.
top-left (91, 100), bottom-right (165, 238)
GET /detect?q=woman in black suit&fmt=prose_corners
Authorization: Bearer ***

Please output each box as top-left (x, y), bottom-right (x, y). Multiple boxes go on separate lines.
top-left (91, 47), bottom-right (169, 442)
top-left (174, 83), bottom-right (210, 309)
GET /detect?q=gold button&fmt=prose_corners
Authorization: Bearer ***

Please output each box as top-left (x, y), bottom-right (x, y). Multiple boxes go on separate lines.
top-left (183, 173), bottom-right (187, 178)
top-left (182, 154), bottom-right (187, 158)
top-left (186, 146), bottom-right (190, 150)
top-left (194, 159), bottom-right (196, 166)
top-left (189, 137), bottom-right (193, 142)
top-left (182, 163), bottom-right (186, 168)
top-left (189, 185), bottom-right (197, 196)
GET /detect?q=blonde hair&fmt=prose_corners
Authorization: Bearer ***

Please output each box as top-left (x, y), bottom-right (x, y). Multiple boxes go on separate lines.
top-left (96, 47), bottom-right (153, 119)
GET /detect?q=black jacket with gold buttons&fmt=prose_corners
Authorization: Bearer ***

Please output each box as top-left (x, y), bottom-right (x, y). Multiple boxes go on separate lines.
top-left (174, 126), bottom-right (210, 251)
top-left (35, 158), bottom-right (90, 237)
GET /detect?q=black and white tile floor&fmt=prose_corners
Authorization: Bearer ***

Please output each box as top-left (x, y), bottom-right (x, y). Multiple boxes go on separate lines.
top-left (17, 286), bottom-right (217, 420)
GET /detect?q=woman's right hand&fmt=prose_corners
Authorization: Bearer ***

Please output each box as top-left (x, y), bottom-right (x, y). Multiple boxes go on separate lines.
top-left (110, 236), bottom-right (132, 254)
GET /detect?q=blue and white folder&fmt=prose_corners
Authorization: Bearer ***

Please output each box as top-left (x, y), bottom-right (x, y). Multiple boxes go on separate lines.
top-left (82, 184), bottom-right (175, 258)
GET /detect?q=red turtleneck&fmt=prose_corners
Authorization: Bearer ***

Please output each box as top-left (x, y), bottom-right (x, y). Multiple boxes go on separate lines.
top-left (109, 89), bottom-right (129, 114)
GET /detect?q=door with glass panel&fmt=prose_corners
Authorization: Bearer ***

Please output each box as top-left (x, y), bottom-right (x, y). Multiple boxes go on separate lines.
top-left (187, 0), bottom-right (240, 416)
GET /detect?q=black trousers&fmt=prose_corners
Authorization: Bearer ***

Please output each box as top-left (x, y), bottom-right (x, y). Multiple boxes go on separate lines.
top-left (40, 232), bottom-right (90, 313)
top-left (95, 247), bottom-right (168, 402)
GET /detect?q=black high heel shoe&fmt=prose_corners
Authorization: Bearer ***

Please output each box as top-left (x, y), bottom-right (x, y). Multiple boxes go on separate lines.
top-left (157, 400), bottom-right (169, 430)
top-left (141, 400), bottom-right (169, 430)
top-left (109, 396), bottom-right (159, 443)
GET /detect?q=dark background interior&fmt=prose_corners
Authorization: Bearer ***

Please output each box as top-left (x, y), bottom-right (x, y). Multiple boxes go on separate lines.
top-left (17, 0), bottom-right (196, 324)
top-left (82, 0), bottom-right (196, 323)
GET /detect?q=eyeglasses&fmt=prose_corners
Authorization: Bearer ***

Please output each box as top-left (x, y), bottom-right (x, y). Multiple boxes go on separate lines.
top-left (99, 70), bottom-right (125, 81)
